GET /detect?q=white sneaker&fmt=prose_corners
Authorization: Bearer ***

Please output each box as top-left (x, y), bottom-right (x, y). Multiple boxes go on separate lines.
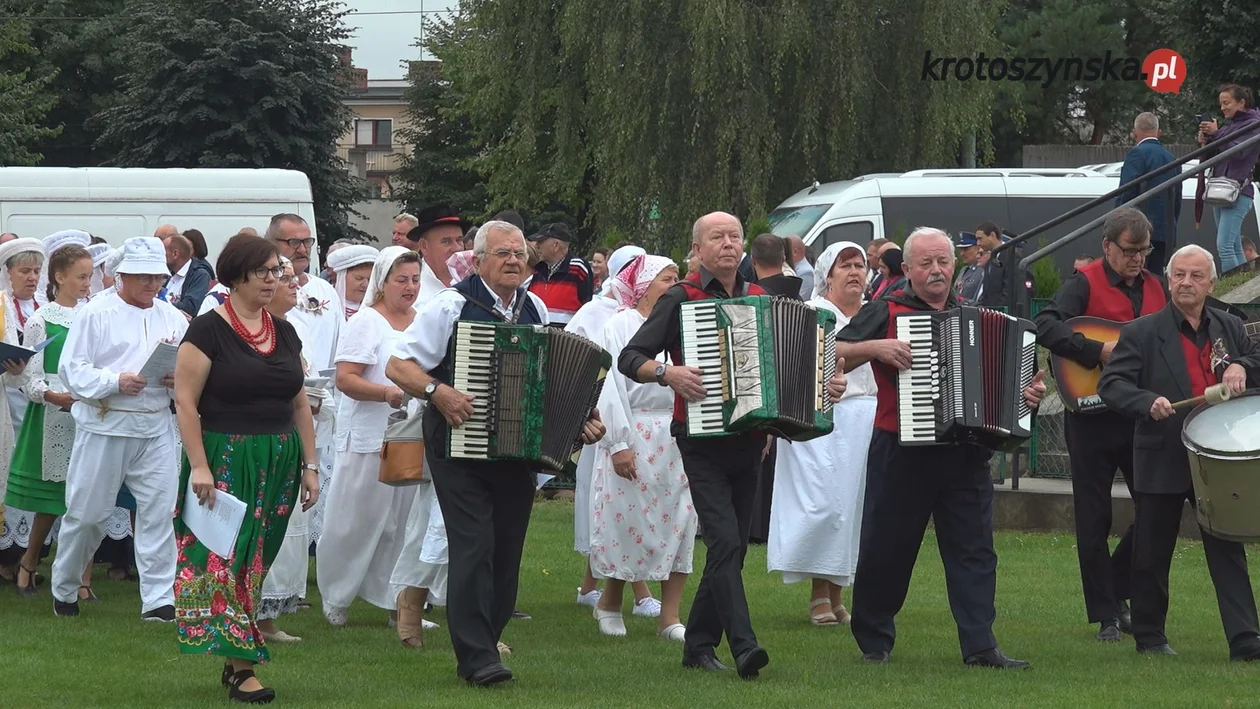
top-left (323, 604), bottom-right (348, 627)
top-left (658, 623), bottom-right (686, 642)
top-left (422, 619), bottom-right (440, 630)
top-left (633, 596), bottom-right (662, 618)
top-left (576, 587), bottom-right (602, 607)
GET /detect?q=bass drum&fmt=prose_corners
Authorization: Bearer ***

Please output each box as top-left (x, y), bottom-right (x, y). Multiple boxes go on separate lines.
top-left (1182, 390), bottom-right (1260, 542)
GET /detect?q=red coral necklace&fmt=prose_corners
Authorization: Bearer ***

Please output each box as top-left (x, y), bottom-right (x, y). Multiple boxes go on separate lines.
top-left (225, 296), bottom-right (275, 356)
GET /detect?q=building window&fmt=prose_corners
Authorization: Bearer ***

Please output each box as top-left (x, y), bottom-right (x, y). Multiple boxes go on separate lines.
top-left (355, 119), bottom-right (392, 148)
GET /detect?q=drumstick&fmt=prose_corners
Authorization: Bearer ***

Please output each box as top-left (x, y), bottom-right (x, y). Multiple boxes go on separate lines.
top-left (1171, 383), bottom-right (1232, 410)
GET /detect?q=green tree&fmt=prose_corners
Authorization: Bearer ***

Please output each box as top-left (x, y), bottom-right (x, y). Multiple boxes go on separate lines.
top-left (95, 0), bottom-right (365, 245)
top-left (0, 21), bottom-right (59, 166)
top-left (0, 0), bottom-right (127, 166)
top-left (417, 0), bottom-right (1003, 257)
top-left (392, 53), bottom-right (489, 220)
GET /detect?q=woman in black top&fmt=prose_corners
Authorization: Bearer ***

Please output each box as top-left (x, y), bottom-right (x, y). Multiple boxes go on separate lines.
top-left (172, 233), bottom-right (319, 704)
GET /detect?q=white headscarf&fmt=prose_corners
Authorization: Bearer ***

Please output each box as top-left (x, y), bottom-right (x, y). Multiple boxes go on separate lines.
top-left (327, 244), bottom-right (378, 317)
top-left (0, 237), bottom-right (46, 294)
top-left (362, 246), bottom-right (413, 309)
top-left (599, 244), bottom-right (647, 296)
top-left (37, 230), bottom-right (92, 304)
top-left (813, 240), bottom-right (867, 300)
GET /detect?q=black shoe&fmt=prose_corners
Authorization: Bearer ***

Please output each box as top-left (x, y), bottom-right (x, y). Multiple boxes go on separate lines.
top-left (142, 604), bottom-right (175, 623)
top-left (53, 599), bottom-right (79, 617)
top-left (227, 669), bottom-right (276, 704)
top-left (16, 564), bottom-right (38, 597)
top-left (510, 609), bottom-right (531, 620)
top-left (964, 648), bottom-right (1031, 669)
top-left (1117, 601), bottom-right (1132, 634)
top-left (222, 663), bottom-right (234, 687)
top-left (1229, 639), bottom-right (1260, 662)
top-left (467, 662), bottom-right (514, 687)
top-left (863, 650), bottom-right (890, 664)
top-left (1097, 620), bottom-right (1122, 643)
top-left (734, 646), bottom-right (769, 679)
top-left (1137, 643), bottom-right (1177, 656)
top-left (682, 654), bottom-right (730, 672)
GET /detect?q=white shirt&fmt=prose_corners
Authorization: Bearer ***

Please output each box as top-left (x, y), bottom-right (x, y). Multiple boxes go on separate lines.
top-left (166, 259), bottom-right (191, 301)
top-left (288, 275), bottom-right (343, 375)
top-left (395, 287), bottom-right (549, 371)
top-left (197, 284), bottom-right (230, 315)
top-left (60, 292), bottom-right (188, 438)
top-left (564, 295), bottom-right (619, 341)
top-left (594, 308), bottom-right (671, 456)
top-left (412, 259), bottom-right (449, 311)
top-left (333, 307), bottom-right (405, 453)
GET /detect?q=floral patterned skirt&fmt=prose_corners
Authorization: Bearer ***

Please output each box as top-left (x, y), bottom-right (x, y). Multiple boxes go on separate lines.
top-left (174, 430), bottom-right (302, 662)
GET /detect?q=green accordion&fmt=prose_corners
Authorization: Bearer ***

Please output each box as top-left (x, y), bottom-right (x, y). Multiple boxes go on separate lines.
top-left (446, 321), bottom-right (611, 471)
top-left (716, 295), bottom-right (837, 441)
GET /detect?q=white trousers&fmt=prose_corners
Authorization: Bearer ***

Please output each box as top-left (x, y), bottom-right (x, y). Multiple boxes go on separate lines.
top-left (261, 499), bottom-right (309, 603)
top-left (315, 450), bottom-right (414, 611)
top-left (389, 472), bottom-right (449, 606)
top-left (51, 429), bottom-right (177, 612)
top-left (573, 442), bottom-right (596, 555)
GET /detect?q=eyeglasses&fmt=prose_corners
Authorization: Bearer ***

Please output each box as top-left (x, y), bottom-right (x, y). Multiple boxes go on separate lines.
top-left (251, 266), bottom-right (286, 280)
top-left (278, 275), bottom-right (297, 286)
top-left (273, 237), bottom-right (315, 250)
top-left (130, 274), bottom-right (169, 285)
top-left (1108, 242), bottom-right (1154, 259)
top-left (491, 249), bottom-right (529, 261)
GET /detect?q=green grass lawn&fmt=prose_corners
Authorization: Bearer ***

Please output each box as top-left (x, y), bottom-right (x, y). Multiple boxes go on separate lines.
top-left (3, 500), bottom-right (1259, 708)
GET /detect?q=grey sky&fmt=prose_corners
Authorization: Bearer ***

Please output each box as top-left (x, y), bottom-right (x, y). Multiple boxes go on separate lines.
top-left (342, 0), bottom-right (458, 79)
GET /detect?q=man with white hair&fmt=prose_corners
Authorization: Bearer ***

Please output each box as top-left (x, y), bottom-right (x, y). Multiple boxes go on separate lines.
top-left (392, 213), bottom-right (420, 249)
top-left (1098, 244), bottom-right (1260, 661)
top-left (1115, 111), bottom-right (1180, 274)
top-left (1035, 207), bottom-right (1167, 642)
top-left (836, 226), bottom-right (1047, 669)
top-left (386, 220), bottom-right (606, 686)
top-left (49, 236), bottom-right (189, 621)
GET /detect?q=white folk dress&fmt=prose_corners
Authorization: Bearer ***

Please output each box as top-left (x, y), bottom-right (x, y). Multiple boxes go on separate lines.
top-left (564, 295), bottom-right (620, 555)
top-left (768, 297), bottom-right (878, 587)
top-left (0, 293), bottom-right (24, 548)
top-left (315, 307), bottom-right (414, 611)
top-left (588, 308), bottom-right (696, 582)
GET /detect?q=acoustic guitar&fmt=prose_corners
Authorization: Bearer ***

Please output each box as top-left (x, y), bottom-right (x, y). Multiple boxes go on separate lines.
top-left (1050, 315), bottom-right (1260, 414)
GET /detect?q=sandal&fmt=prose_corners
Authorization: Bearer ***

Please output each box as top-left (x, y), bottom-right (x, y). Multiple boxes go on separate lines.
top-left (227, 669), bottom-right (276, 704)
top-left (17, 564), bottom-right (38, 597)
top-left (810, 598), bottom-right (840, 626)
top-left (497, 641), bottom-right (513, 656)
top-left (658, 623), bottom-right (687, 642)
top-left (396, 588), bottom-right (425, 649)
top-left (834, 605), bottom-right (851, 625)
top-left (78, 585), bottom-right (99, 602)
top-left (594, 607), bottom-right (627, 637)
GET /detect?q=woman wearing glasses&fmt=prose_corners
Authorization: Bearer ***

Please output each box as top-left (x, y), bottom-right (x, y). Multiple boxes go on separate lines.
top-left (316, 247), bottom-right (422, 628)
top-left (173, 233), bottom-right (319, 703)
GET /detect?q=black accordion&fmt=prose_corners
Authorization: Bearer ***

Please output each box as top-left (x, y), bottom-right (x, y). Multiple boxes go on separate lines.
top-left (895, 306), bottom-right (1037, 451)
top-left (445, 321), bottom-right (611, 471)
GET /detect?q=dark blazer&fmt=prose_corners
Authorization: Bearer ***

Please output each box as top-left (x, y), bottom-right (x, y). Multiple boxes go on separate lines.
top-left (756, 273), bottom-right (803, 300)
top-left (1097, 304), bottom-right (1260, 494)
top-left (173, 258), bottom-right (214, 317)
top-left (1115, 138), bottom-right (1181, 244)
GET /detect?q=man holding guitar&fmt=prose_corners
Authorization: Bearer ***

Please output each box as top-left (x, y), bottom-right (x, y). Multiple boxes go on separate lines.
top-left (1035, 207), bottom-right (1167, 643)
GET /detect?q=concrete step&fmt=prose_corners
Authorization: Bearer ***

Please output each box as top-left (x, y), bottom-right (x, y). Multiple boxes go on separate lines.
top-left (992, 476), bottom-right (1203, 540)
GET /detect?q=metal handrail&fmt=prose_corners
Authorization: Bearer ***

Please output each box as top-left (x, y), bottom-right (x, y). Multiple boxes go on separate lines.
top-left (993, 120), bottom-right (1260, 318)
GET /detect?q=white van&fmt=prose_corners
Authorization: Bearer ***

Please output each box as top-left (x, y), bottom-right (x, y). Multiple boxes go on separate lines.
top-left (768, 166), bottom-right (1260, 277)
top-left (0, 167), bottom-right (318, 268)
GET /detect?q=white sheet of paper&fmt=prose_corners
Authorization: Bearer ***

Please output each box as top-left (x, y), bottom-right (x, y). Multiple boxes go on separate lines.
top-left (535, 473), bottom-right (556, 491)
top-left (318, 367), bottom-right (336, 379)
top-left (304, 377), bottom-right (331, 389)
top-left (181, 482), bottom-right (248, 559)
top-left (138, 342), bottom-right (180, 388)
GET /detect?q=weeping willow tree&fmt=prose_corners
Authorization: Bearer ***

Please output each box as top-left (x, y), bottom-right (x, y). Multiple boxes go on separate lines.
top-left (420, 0), bottom-right (1004, 253)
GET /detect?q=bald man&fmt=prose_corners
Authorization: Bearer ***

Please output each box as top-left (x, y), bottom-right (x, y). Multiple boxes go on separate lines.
top-left (153, 224), bottom-right (179, 240)
top-left (163, 233), bottom-right (212, 317)
top-left (0, 233), bottom-right (17, 245)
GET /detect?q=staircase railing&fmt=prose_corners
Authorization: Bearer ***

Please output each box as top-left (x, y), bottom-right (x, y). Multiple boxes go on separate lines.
top-left (991, 119), bottom-right (1260, 320)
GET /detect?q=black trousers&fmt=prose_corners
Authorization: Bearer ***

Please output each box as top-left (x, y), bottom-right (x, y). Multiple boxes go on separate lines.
top-left (1063, 410), bottom-right (1136, 623)
top-left (1131, 489), bottom-right (1260, 653)
top-left (428, 453), bottom-right (535, 679)
top-left (1146, 241), bottom-right (1167, 275)
top-left (850, 430), bottom-right (999, 658)
top-left (676, 434), bottom-right (763, 661)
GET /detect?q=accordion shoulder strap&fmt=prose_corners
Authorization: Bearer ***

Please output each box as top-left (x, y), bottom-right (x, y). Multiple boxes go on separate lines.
top-left (458, 287), bottom-right (531, 324)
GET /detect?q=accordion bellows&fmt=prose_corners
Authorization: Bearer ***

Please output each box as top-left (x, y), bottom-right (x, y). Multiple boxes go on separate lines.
top-left (446, 322), bottom-right (611, 471)
top-left (680, 296), bottom-right (837, 441)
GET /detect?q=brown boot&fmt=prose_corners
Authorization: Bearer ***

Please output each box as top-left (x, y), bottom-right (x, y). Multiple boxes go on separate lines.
top-left (396, 587), bottom-right (425, 648)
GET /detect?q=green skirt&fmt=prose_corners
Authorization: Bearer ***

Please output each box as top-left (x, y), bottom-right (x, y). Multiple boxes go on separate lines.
top-left (4, 402), bottom-right (65, 516)
top-left (174, 430), bottom-right (302, 663)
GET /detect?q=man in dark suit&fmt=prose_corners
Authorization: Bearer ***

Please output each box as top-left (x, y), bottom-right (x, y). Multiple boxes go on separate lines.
top-left (1097, 244), bottom-right (1260, 661)
top-left (1115, 112), bottom-right (1181, 274)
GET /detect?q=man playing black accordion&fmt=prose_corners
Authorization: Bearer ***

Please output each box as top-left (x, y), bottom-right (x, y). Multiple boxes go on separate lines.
top-left (834, 227), bottom-right (1048, 669)
top-left (386, 220), bottom-right (606, 687)
top-left (618, 212), bottom-right (849, 679)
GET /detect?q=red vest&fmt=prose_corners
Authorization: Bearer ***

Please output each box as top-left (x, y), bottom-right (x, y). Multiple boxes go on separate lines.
top-left (1180, 334), bottom-right (1218, 397)
top-left (871, 298), bottom-right (919, 433)
top-left (666, 271), bottom-right (765, 428)
top-left (1079, 260), bottom-right (1166, 322)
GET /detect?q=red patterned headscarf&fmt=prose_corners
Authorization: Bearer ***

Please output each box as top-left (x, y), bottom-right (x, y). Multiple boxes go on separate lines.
top-left (608, 254), bottom-right (677, 311)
